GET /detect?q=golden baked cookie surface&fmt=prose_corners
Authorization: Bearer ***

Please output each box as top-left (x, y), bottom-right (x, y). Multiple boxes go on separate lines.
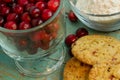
top-left (72, 35), bottom-right (120, 65)
top-left (89, 64), bottom-right (120, 80)
top-left (63, 57), bottom-right (91, 80)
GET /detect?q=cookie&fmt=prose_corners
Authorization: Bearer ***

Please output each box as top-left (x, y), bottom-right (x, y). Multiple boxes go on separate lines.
top-left (71, 35), bottom-right (120, 65)
top-left (89, 63), bottom-right (120, 80)
top-left (63, 57), bottom-right (91, 80)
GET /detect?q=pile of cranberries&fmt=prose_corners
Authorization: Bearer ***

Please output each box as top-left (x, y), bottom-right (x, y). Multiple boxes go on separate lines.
top-left (0, 0), bottom-right (61, 55)
top-left (0, 0), bottom-right (60, 30)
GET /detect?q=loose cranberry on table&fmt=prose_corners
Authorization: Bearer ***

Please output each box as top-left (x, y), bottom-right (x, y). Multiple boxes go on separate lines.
top-left (68, 11), bottom-right (78, 22)
top-left (76, 28), bottom-right (88, 38)
top-left (65, 34), bottom-right (77, 47)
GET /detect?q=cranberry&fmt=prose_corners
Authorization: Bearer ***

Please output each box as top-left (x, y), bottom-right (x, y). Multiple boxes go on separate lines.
top-left (48, 0), bottom-right (60, 12)
top-left (18, 0), bottom-right (28, 6)
top-left (29, 6), bottom-right (41, 18)
top-left (31, 18), bottom-right (43, 27)
top-left (35, 1), bottom-right (47, 11)
top-left (68, 11), bottom-right (78, 22)
top-left (7, 13), bottom-right (18, 21)
top-left (31, 30), bottom-right (50, 42)
top-left (0, 0), bottom-right (3, 3)
top-left (13, 5), bottom-right (23, 14)
top-left (4, 0), bottom-right (14, 3)
top-left (0, 16), bottom-right (4, 26)
top-left (19, 21), bottom-right (31, 30)
top-left (4, 21), bottom-right (17, 30)
top-left (1, 6), bottom-right (10, 16)
top-left (25, 3), bottom-right (34, 11)
top-left (65, 34), bottom-right (77, 46)
top-left (17, 38), bottom-right (28, 48)
top-left (21, 12), bottom-right (31, 23)
top-left (31, 30), bottom-right (50, 50)
top-left (76, 28), bottom-right (88, 38)
top-left (42, 9), bottom-right (53, 21)
top-left (29, 0), bottom-right (36, 3)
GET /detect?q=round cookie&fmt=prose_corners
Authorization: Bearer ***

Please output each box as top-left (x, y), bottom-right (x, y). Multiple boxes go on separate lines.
top-left (89, 64), bottom-right (120, 80)
top-left (63, 57), bottom-right (91, 80)
top-left (71, 35), bottom-right (120, 65)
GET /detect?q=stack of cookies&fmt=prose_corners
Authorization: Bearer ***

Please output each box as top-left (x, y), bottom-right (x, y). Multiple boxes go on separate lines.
top-left (63, 35), bottom-right (120, 80)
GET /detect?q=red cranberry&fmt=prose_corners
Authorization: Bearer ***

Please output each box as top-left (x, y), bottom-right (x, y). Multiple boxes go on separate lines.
top-left (42, 9), bottom-right (53, 21)
top-left (21, 12), bottom-right (31, 23)
top-left (31, 18), bottom-right (43, 27)
top-left (17, 38), bottom-right (28, 48)
top-left (29, 0), bottom-right (36, 3)
top-left (4, 21), bottom-right (17, 30)
top-left (76, 28), bottom-right (88, 38)
top-left (65, 34), bottom-right (77, 46)
top-left (35, 0), bottom-right (44, 2)
top-left (18, 0), bottom-right (28, 6)
top-left (7, 13), bottom-right (18, 21)
top-left (29, 6), bottom-right (41, 18)
top-left (19, 21), bottom-right (31, 30)
top-left (0, 0), bottom-right (3, 3)
top-left (1, 6), bottom-right (10, 16)
top-left (35, 1), bottom-right (46, 11)
top-left (68, 11), bottom-right (78, 22)
top-left (31, 30), bottom-right (50, 42)
top-left (13, 5), bottom-right (23, 14)
top-left (4, 0), bottom-right (14, 3)
top-left (25, 3), bottom-right (34, 11)
top-left (0, 16), bottom-right (4, 26)
top-left (31, 30), bottom-right (51, 50)
top-left (48, 0), bottom-right (60, 12)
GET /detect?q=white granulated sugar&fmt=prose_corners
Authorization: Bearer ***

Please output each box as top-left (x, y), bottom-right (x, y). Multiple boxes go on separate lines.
top-left (76, 0), bottom-right (120, 15)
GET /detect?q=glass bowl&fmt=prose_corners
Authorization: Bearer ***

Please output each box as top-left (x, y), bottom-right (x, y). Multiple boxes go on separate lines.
top-left (0, 0), bottom-right (66, 77)
top-left (68, 0), bottom-right (120, 31)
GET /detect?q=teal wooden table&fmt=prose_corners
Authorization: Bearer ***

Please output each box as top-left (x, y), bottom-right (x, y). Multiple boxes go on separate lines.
top-left (0, 1), bottom-right (120, 80)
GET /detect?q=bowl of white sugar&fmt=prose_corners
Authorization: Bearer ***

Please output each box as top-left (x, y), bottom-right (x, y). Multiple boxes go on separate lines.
top-left (68, 0), bottom-right (120, 31)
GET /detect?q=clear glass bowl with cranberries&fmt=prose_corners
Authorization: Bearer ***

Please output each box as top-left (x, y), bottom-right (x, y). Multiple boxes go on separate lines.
top-left (0, 0), bottom-right (65, 77)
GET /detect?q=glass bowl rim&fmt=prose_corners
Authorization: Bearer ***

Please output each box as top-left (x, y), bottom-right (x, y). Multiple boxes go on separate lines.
top-left (68, 0), bottom-right (120, 17)
top-left (0, 0), bottom-right (63, 33)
